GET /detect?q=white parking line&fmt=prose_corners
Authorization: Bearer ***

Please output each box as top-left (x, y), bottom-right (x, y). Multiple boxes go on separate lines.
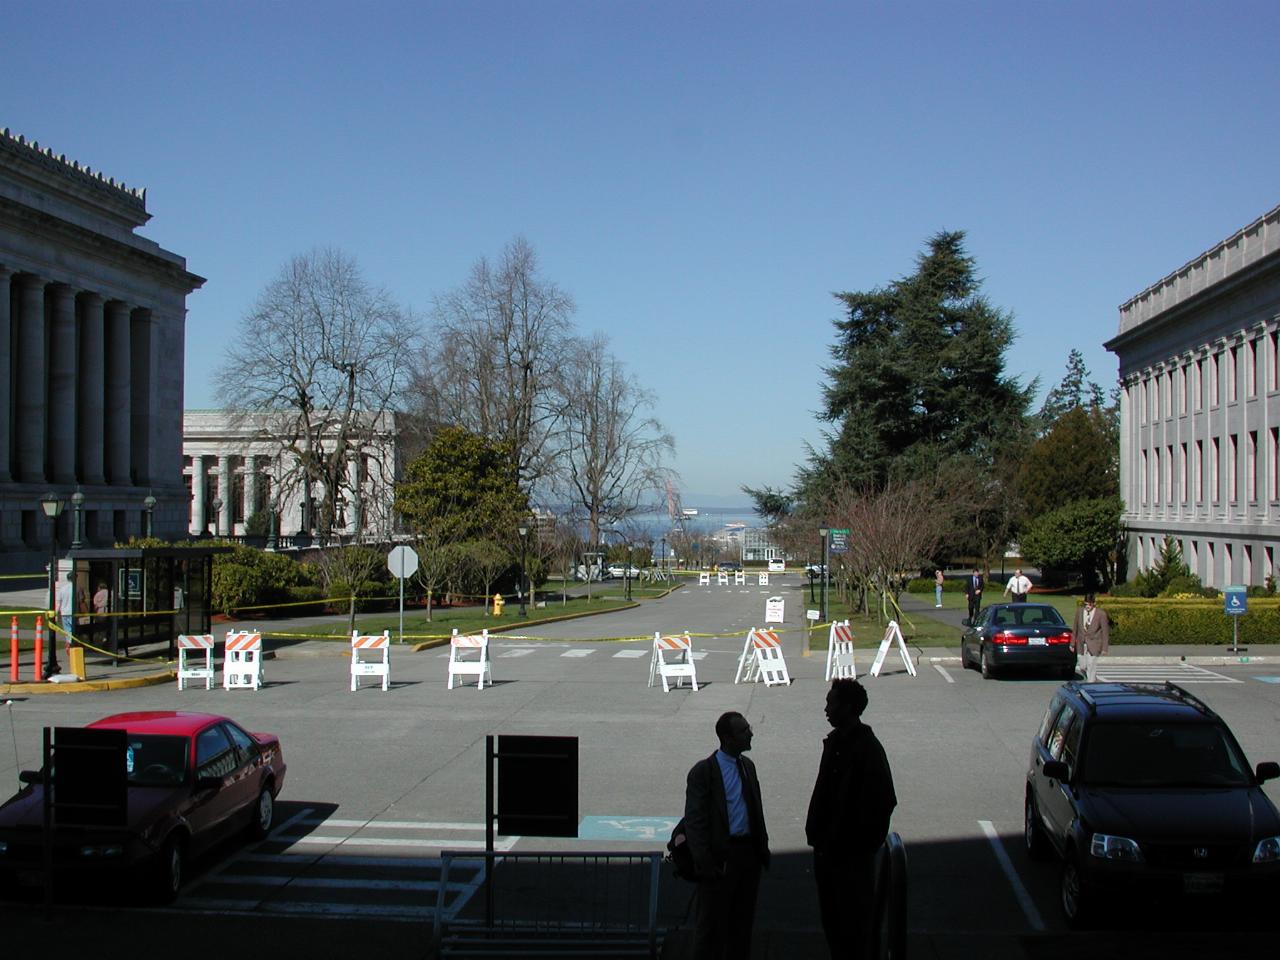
top-left (978, 820), bottom-right (1044, 932)
top-left (932, 663), bottom-right (954, 684)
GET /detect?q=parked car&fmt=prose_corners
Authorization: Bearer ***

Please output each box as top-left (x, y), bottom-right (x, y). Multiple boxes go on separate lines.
top-left (1025, 682), bottom-right (1280, 926)
top-left (805, 563), bottom-right (826, 578)
top-left (717, 561), bottom-right (742, 572)
top-left (959, 603), bottom-right (1075, 679)
top-left (606, 564), bottom-right (641, 579)
top-left (767, 559), bottom-right (786, 572)
top-left (0, 711), bottom-right (286, 902)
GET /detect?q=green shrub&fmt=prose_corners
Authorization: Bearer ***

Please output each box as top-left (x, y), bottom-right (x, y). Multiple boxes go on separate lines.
top-left (1159, 574), bottom-right (1209, 598)
top-left (1098, 598), bottom-right (1280, 644)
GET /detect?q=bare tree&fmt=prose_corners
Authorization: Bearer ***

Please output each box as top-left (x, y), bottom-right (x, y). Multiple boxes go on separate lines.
top-left (219, 248), bottom-right (417, 539)
top-left (411, 236), bottom-right (574, 491)
top-left (552, 334), bottom-right (674, 546)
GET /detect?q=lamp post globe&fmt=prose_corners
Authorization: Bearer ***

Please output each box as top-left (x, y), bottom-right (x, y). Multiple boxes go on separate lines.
top-left (40, 493), bottom-right (65, 677)
top-left (143, 491), bottom-right (157, 539)
top-left (210, 497), bottom-right (223, 537)
top-left (517, 525), bottom-right (528, 617)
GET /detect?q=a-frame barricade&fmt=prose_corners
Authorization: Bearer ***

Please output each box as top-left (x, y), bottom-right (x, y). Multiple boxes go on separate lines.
top-left (648, 632), bottom-right (698, 692)
top-left (825, 620), bottom-right (857, 680)
top-left (698, 572), bottom-right (710, 586)
top-left (869, 620), bottom-right (917, 677)
top-left (448, 629), bottom-right (492, 690)
top-left (735, 628), bottom-right (791, 686)
top-left (177, 634), bottom-right (215, 690)
top-left (222, 631), bottom-right (264, 690)
top-left (351, 630), bottom-right (391, 691)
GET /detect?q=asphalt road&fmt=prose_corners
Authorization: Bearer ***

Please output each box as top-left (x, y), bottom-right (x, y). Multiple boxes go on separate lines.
top-left (3, 574), bottom-right (1279, 959)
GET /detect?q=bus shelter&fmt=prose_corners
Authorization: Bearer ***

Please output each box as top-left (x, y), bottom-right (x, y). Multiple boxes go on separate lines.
top-left (65, 546), bottom-right (227, 665)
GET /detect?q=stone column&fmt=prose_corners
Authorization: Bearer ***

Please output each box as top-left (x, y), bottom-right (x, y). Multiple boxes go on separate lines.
top-left (15, 274), bottom-right (47, 482)
top-left (130, 309), bottom-right (154, 484)
top-left (104, 300), bottom-right (131, 484)
top-left (244, 455), bottom-right (258, 527)
top-left (190, 457), bottom-right (206, 535)
top-left (78, 292), bottom-right (106, 484)
top-left (346, 455), bottom-right (361, 533)
top-left (217, 455), bottom-right (232, 535)
top-left (0, 267), bottom-right (11, 482)
top-left (47, 283), bottom-right (78, 483)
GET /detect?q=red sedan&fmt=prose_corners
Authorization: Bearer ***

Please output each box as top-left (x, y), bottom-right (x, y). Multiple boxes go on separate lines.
top-left (0, 711), bottom-right (286, 902)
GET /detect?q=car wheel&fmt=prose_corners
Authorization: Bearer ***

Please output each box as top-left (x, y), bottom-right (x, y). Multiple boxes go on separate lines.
top-left (1024, 793), bottom-right (1050, 861)
top-left (980, 646), bottom-right (995, 680)
top-left (154, 835), bottom-right (185, 903)
top-left (249, 784), bottom-right (275, 840)
top-left (1060, 853), bottom-right (1093, 927)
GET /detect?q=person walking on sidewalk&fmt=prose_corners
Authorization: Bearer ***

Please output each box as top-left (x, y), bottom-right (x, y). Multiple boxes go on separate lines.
top-left (684, 711), bottom-right (771, 960)
top-left (1072, 594), bottom-right (1110, 681)
top-left (964, 568), bottom-right (984, 621)
top-left (1003, 568), bottom-right (1032, 603)
top-left (933, 569), bottom-right (944, 608)
top-left (807, 679), bottom-right (897, 960)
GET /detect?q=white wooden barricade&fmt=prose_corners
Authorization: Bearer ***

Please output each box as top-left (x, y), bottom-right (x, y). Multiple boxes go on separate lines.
top-left (758, 572), bottom-right (769, 586)
top-left (448, 629), bottom-right (492, 690)
top-left (825, 620), bottom-right (857, 680)
top-left (223, 631), bottom-right (264, 690)
top-left (735, 628), bottom-right (791, 686)
top-left (717, 572), bottom-right (729, 585)
top-left (698, 572), bottom-right (710, 586)
top-left (869, 620), bottom-right (917, 677)
top-left (734, 571), bottom-right (745, 586)
top-left (177, 634), bottom-right (215, 690)
top-left (351, 630), bottom-right (391, 691)
top-left (648, 632), bottom-right (698, 692)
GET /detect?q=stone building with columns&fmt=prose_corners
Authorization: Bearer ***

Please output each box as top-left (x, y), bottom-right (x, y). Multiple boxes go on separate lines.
top-left (0, 129), bottom-right (203, 572)
top-left (1105, 203), bottom-right (1280, 588)
top-left (183, 409), bottom-right (406, 539)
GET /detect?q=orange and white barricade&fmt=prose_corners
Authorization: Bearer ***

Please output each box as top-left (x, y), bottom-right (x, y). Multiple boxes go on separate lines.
top-left (698, 572), bottom-right (710, 586)
top-left (825, 620), bottom-right (857, 680)
top-left (351, 630), bottom-right (391, 691)
top-left (448, 629), bottom-right (492, 690)
top-left (758, 572), bottom-right (769, 586)
top-left (717, 571), bottom-right (729, 586)
top-left (648, 632), bottom-right (698, 692)
top-left (734, 571), bottom-right (745, 586)
top-left (735, 628), bottom-right (791, 686)
top-left (177, 634), bottom-right (216, 690)
top-left (222, 631), bottom-right (264, 690)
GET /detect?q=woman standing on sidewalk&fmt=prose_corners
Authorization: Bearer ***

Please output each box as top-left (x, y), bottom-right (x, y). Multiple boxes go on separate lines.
top-left (933, 569), bottom-right (944, 608)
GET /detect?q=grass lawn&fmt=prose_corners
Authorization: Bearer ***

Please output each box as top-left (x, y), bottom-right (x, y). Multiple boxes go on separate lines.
top-left (808, 602), bottom-right (964, 650)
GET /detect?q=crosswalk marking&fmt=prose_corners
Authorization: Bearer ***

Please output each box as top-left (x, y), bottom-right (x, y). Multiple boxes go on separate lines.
top-left (1096, 663), bottom-right (1241, 684)
top-left (612, 649), bottom-right (648, 658)
top-left (561, 649), bottom-right (594, 657)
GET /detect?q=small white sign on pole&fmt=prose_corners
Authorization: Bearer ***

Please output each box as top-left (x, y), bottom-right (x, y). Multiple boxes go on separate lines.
top-left (869, 620), bottom-right (917, 677)
top-left (806, 609), bottom-right (820, 621)
top-left (765, 596), bottom-right (785, 624)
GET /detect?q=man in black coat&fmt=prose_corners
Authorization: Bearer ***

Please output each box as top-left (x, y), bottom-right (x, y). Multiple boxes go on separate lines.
top-left (684, 711), bottom-right (770, 960)
top-left (806, 679), bottom-right (897, 959)
top-left (964, 568), bottom-right (984, 622)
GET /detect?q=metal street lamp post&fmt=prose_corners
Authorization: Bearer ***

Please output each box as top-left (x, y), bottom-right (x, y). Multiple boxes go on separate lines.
top-left (517, 525), bottom-right (528, 617)
top-left (660, 537), bottom-right (667, 579)
top-left (143, 491), bottom-right (157, 539)
top-left (40, 493), bottom-right (65, 678)
top-left (71, 489), bottom-right (86, 549)
top-left (818, 528), bottom-right (829, 624)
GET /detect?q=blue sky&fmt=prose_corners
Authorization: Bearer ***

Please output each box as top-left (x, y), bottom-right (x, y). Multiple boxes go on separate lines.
top-left (5, 1), bottom-right (1278, 504)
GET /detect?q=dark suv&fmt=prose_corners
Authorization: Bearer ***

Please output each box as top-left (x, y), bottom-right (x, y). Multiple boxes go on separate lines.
top-left (1024, 682), bottom-right (1280, 926)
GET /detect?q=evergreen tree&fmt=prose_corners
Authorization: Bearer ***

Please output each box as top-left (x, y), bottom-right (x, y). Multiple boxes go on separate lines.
top-left (1015, 405), bottom-right (1119, 521)
top-left (1035, 348), bottom-right (1110, 436)
top-left (801, 231), bottom-right (1032, 498)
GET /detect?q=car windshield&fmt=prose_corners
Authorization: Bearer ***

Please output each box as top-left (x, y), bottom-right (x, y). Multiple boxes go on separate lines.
top-left (125, 735), bottom-right (189, 787)
top-left (993, 605), bottom-right (1066, 627)
top-left (1081, 721), bottom-right (1252, 787)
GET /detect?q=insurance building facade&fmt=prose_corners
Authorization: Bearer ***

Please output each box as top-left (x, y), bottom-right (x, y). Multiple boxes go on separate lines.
top-left (0, 129), bottom-right (203, 572)
top-left (1105, 204), bottom-right (1280, 588)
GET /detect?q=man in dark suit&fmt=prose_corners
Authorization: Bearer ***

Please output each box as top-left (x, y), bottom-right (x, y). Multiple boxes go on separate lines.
top-left (964, 568), bottom-right (984, 621)
top-left (684, 711), bottom-right (770, 960)
top-left (807, 679), bottom-right (897, 959)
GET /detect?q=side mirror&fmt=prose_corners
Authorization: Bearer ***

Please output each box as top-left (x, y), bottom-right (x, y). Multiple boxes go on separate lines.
top-left (1256, 761), bottom-right (1280, 783)
top-left (18, 770), bottom-right (43, 786)
top-left (1043, 760), bottom-right (1070, 782)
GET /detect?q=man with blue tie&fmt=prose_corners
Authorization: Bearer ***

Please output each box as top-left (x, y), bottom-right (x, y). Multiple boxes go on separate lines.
top-left (964, 568), bottom-right (984, 622)
top-left (684, 711), bottom-right (771, 959)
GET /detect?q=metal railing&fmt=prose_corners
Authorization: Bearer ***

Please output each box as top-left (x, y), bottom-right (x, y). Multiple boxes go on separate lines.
top-left (433, 849), bottom-right (662, 958)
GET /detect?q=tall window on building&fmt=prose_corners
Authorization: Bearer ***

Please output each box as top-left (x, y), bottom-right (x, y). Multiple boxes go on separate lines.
top-left (1211, 353), bottom-right (1220, 406)
top-left (1247, 340), bottom-right (1257, 397)
top-left (1166, 370), bottom-right (1174, 418)
top-left (1196, 357), bottom-right (1205, 410)
top-left (1165, 445), bottom-right (1173, 503)
top-left (1229, 434), bottom-right (1238, 503)
top-left (1180, 442), bottom-right (1188, 503)
top-left (1269, 330), bottom-right (1279, 392)
top-left (1248, 431), bottom-right (1258, 502)
top-left (1153, 375), bottom-right (1160, 420)
top-left (1271, 427), bottom-right (1279, 501)
top-left (1178, 365), bottom-right (1187, 414)
top-left (1228, 345), bottom-right (1239, 403)
top-left (1195, 439), bottom-right (1204, 503)
top-left (1141, 449), bottom-right (1149, 504)
top-left (1152, 448), bottom-right (1161, 503)
top-left (1211, 437), bottom-right (1220, 503)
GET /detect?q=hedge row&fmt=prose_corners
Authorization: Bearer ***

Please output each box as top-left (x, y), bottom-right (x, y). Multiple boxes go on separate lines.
top-left (907, 577), bottom-right (967, 593)
top-left (1098, 598), bottom-right (1280, 645)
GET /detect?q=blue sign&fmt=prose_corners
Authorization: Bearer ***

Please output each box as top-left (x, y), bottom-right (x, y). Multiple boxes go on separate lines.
top-left (577, 816), bottom-right (678, 841)
top-left (1224, 586), bottom-right (1248, 616)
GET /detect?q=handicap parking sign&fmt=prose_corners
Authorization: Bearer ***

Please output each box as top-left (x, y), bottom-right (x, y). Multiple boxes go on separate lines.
top-left (1224, 586), bottom-right (1248, 615)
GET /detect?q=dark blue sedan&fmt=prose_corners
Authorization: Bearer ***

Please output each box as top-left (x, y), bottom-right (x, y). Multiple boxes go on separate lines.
top-left (960, 603), bottom-right (1076, 680)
